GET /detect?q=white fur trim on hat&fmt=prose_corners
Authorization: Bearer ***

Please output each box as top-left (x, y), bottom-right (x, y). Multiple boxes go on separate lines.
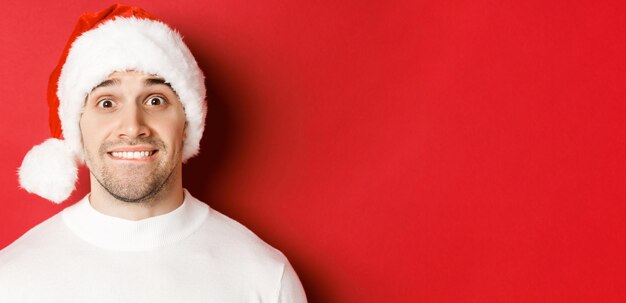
top-left (58, 17), bottom-right (207, 162)
top-left (18, 139), bottom-right (78, 203)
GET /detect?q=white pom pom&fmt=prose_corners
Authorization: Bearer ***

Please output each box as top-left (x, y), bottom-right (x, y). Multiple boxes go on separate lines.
top-left (18, 138), bottom-right (78, 203)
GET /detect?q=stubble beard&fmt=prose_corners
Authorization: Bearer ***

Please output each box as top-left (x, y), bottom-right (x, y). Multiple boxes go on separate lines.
top-left (84, 138), bottom-right (179, 204)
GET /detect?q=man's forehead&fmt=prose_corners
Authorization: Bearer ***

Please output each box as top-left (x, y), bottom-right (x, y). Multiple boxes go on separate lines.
top-left (91, 71), bottom-right (174, 92)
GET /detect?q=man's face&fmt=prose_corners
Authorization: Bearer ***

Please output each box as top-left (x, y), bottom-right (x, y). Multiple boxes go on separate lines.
top-left (80, 70), bottom-right (186, 202)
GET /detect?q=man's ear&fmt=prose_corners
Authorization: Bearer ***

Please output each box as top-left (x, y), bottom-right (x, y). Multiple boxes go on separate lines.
top-left (79, 96), bottom-right (87, 147)
top-left (183, 120), bottom-right (188, 141)
top-left (77, 117), bottom-right (87, 164)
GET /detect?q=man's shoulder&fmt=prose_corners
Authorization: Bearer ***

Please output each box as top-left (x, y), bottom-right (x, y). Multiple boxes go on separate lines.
top-left (0, 211), bottom-right (66, 257)
top-left (0, 210), bottom-right (69, 283)
top-left (189, 197), bottom-right (290, 267)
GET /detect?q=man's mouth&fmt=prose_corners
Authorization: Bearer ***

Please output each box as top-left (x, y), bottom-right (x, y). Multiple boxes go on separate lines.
top-left (107, 150), bottom-right (158, 160)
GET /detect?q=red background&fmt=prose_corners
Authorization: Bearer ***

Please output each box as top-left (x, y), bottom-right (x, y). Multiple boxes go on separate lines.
top-left (2, 1), bottom-right (626, 302)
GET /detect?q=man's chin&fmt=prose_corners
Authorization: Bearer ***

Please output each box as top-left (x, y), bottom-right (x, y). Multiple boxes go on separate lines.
top-left (103, 184), bottom-right (162, 203)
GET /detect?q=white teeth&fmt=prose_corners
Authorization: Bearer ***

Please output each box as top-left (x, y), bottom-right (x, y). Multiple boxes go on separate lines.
top-left (111, 151), bottom-right (152, 159)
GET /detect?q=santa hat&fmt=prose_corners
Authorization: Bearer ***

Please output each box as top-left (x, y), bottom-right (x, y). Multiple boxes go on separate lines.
top-left (18, 4), bottom-right (207, 203)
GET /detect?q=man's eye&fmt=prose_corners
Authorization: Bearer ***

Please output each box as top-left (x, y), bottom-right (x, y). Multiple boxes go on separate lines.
top-left (97, 99), bottom-right (116, 108)
top-left (147, 96), bottom-right (167, 106)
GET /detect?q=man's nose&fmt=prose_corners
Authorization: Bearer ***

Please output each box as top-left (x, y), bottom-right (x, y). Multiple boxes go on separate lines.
top-left (116, 102), bottom-right (150, 139)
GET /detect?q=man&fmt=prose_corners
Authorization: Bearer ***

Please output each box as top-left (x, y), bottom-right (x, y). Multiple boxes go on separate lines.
top-left (0, 4), bottom-right (307, 302)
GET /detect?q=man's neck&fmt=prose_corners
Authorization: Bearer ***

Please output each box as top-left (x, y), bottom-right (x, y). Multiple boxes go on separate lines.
top-left (88, 171), bottom-right (185, 221)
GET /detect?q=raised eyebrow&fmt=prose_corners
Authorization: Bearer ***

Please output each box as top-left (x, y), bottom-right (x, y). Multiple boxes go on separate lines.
top-left (145, 77), bottom-right (170, 88)
top-left (91, 78), bottom-right (121, 91)
top-left (145, 78), bottom-right (177, 95)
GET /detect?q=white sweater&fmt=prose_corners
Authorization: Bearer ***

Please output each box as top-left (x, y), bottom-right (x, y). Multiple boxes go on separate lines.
top-left (0, 190), bottom-right (307, 302)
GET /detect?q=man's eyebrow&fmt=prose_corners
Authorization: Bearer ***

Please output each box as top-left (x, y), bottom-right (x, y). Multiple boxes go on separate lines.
top-left (145, 77), bottom-right (173, 89)
top-left (92, 78), bottom-right (121, 91)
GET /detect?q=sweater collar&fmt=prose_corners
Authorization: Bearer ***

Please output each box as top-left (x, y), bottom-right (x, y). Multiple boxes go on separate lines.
top-left (62, 189), bottom-right (209, 251)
